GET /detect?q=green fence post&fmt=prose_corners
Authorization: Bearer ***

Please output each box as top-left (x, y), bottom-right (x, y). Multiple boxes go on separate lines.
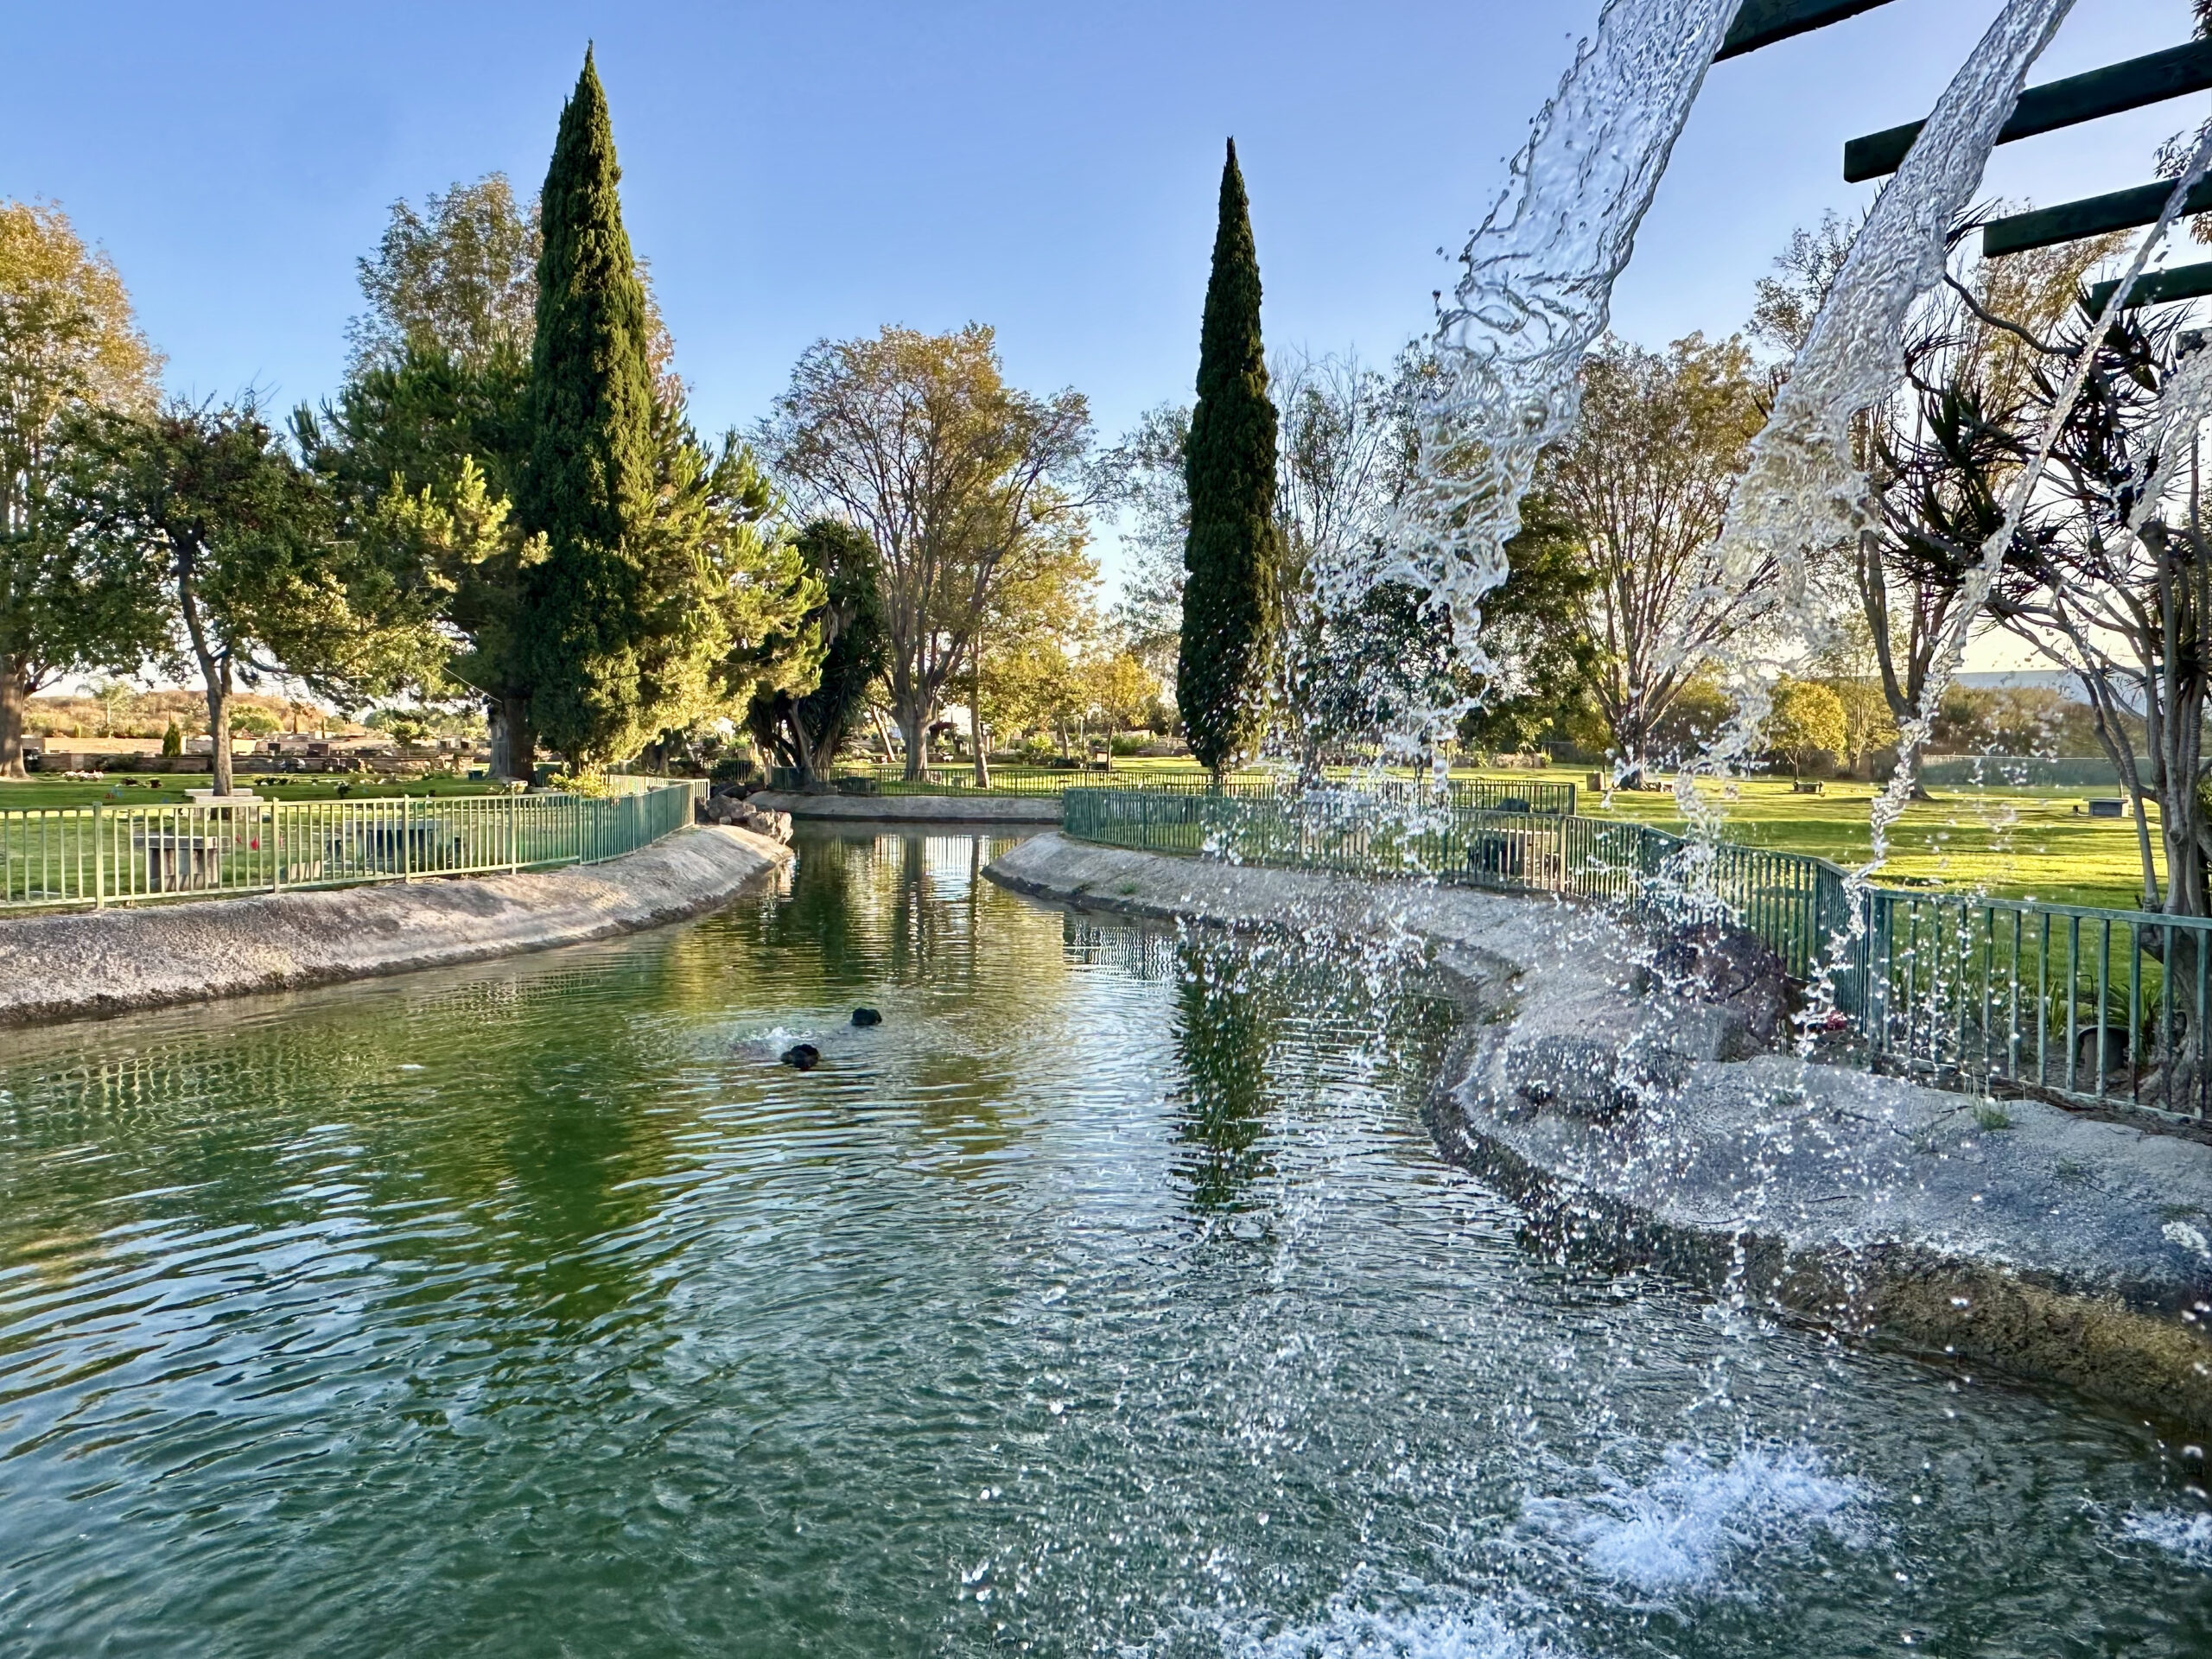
top-left (92, 800), bottom-right (104, 909)
top-left (403, 795), bottom-right (414, 883)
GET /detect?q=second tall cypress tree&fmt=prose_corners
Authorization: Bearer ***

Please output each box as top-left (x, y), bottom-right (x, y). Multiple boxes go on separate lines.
top-left (1177, 139), bottom-right (1280, 782)
top-left (518, 48), bottom-right (658, 772)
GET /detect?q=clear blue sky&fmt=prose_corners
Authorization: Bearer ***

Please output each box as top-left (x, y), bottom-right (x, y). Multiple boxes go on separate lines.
top-left (3, 0), bottom-right (2195, 590)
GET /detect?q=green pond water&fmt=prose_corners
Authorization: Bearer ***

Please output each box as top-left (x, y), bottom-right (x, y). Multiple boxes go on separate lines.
top-left (3, 825), bottom-right (2212, 1656)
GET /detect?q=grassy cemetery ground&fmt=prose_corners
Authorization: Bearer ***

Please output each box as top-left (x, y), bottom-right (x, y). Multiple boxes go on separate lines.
top-left (1099, 756), bottom-right (2156, 910)
top-left (0, 773), bottom-right (510, 811)
top-left (1564, 774), bottom-right (2152, 910)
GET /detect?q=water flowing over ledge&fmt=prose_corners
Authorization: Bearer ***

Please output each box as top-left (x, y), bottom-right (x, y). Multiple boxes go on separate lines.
top-left (985, 832), bottom-right (2212, 1433)
top-left (0, 825), bottom-right (791, 1028)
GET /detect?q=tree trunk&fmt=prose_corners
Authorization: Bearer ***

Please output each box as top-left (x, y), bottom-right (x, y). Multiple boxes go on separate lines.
top-left (970, 629), bottom-right (990, 790)
top-left (790, 707), bottom-right (820, 788)
top-left (0, 661), bottom-right (28, 779)
top-left (175, 560), bottom-right (238, 797)
top-left (896, 702), bottom-right (927, 782)
top-left (206, 665), bottom-right (234, 797)
top-left (489, 695), bottom-right (535, 784)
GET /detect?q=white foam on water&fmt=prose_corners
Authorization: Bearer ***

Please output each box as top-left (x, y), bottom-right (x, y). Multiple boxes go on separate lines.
top-left (2121, 1507), bottom-right (2212, 1566)
top-left (1527, 1442), bottom-right (1872, 1599)
top-left (1219, 1591), bottom-right (1572, 1659)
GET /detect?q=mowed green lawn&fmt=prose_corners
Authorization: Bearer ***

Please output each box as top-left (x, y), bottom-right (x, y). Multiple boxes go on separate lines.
top-left (1562, 775), bottom-right (2152, 910)
top-left (1101, 756), bottom-right (2156, 909)
top-left (0, 772), bottom-right (505, 811)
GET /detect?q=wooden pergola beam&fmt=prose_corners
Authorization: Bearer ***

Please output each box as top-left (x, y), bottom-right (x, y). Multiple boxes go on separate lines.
top-left (1847, 40), bottom-right (2212, 182)
top-left (2087, 261), bottom-right (2212, 313)
top-left (1984, 176), bottom-right (2212, 257)
top-left (1717, 0), bottom-right (1899, 62)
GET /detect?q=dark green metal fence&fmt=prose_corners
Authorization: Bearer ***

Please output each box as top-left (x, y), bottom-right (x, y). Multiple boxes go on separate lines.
top-left (769, 763), bottom-right (1106, 798)
top-left (768, 765), bottom-right (1578, 816)
top-left (1062, 785), bottom-right (2212, 1122)
top-left (1853, 890), bottom-right (2212, 1119)
top-left (0, 784), bottom-right (696, 912)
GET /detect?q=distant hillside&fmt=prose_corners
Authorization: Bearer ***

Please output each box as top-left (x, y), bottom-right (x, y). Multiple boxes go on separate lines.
top-left (25, 689), bottom-right (361, 741)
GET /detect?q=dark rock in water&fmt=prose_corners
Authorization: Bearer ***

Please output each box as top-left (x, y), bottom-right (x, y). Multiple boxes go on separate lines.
top-left (851, 1007), bottom-right (882, 1027)
top-left (1650, 921), bottom-right (1795, 1052)
top-left (781, 1043), bottom-right (821, 1071)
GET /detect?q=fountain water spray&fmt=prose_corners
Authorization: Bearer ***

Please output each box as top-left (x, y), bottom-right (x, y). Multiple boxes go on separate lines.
top-left (1666, 0), bottom-right (2078, 854)
top-left (1385, 0), bottom-right (1739, 699)
top-left (1859, 125), bottom-right (2212, 886)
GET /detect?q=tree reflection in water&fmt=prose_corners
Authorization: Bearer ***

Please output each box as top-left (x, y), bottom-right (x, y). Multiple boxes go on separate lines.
top-left (1168, 934), bottom-right (1282, 1213)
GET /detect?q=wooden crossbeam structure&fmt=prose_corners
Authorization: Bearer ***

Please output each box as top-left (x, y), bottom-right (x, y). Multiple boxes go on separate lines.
top-left (2088, 262), bottom-right (2212, 314)
top-left (1723, 4), bottom-right (2212, 309)
top-left (1985, 176), bottom-right (2212, 257)
top-left (1847, 41), bottom-right (2212, 182)
top-left (1833, 21), bottom-right (2212, 310)
top-left (1717, 0), bottom-right (1898, 61)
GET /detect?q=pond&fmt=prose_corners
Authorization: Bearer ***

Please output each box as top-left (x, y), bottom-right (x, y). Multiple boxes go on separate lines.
top-left (2, 825), bottom-right (2209, 1656)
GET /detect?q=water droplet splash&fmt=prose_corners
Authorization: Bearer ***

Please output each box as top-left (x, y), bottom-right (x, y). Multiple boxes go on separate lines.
top-left (1523, 1441), bottom-right (1873, 1599)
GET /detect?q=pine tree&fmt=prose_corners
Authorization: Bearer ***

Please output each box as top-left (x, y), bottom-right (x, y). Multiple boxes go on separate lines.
top-left (516, 48), bottom-right (658, 773)
top-left (1177, 139), bottom-right (1280, 782)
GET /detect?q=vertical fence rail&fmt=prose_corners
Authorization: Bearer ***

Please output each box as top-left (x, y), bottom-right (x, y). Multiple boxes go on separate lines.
top-left (0, 783), bottom-right (697, 916)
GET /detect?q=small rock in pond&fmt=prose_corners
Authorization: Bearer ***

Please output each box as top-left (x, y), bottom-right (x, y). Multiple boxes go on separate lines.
top-left (781, 1043), bottom-right (821, 1071)
top-left (851, 1007), bottom-right (882, 1027)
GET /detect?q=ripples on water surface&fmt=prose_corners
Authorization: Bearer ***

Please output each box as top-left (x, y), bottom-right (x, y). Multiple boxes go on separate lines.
top-left (3, 826), bottom-right (2211, 1656)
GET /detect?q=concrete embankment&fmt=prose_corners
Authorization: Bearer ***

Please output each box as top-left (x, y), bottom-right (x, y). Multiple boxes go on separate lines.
top-left (0, 825), bottom-right (791, 1028)
top-left (749, 789), bottom-right (1060, 824)
top-left (985, 832), bottom-right (2212, 1434)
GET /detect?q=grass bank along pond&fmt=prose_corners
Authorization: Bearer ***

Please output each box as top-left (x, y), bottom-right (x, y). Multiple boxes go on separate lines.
top-left (3, 825), bottom-right (2211, 1655)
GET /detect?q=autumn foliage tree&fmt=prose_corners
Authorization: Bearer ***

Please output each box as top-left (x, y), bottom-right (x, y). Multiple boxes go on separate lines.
top-left (0, 200), bottom-right (167, 775)
top-left (764, 324), bottom-right (1092, 780)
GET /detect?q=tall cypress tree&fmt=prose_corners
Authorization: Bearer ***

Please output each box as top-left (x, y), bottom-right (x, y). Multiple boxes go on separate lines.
top-left (517, 48), bottom-right (658, 772)
top-left (1177, 138), bottom-right (1280, 782)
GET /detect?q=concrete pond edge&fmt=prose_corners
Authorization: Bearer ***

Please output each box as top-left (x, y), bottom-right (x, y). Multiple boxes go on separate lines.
top-left (0, 824), bottom-right (792, 1028)
top-left (984, 832), bottom-right (2212, 1438)
top-left (748, 789), bottom-right (1062, 824)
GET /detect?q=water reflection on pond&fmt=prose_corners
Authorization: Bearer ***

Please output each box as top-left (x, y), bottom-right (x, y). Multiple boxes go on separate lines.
top-left (0, 825), bottom-right (2208, 1656)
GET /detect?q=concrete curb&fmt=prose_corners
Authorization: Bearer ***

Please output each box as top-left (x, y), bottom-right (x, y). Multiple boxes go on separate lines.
top-left (749, 789), bottom-right (1062, 824)
top-left (0, 825), bottom-right (791, 1028)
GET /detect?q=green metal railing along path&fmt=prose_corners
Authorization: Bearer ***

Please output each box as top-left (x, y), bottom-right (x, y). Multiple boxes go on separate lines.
top-left (1064, 785), bottom-right (2212, 1125)
top-left (0, 784), bottom-right (696, 913)
top-left (774, 762), bottom-right (1580, 817)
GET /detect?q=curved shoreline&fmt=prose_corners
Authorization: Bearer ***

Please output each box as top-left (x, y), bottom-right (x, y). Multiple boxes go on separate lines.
top-left (0, 825), bottom-right (791, 1028)
top-left (985, 833), bottom-right (2212, 1434)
